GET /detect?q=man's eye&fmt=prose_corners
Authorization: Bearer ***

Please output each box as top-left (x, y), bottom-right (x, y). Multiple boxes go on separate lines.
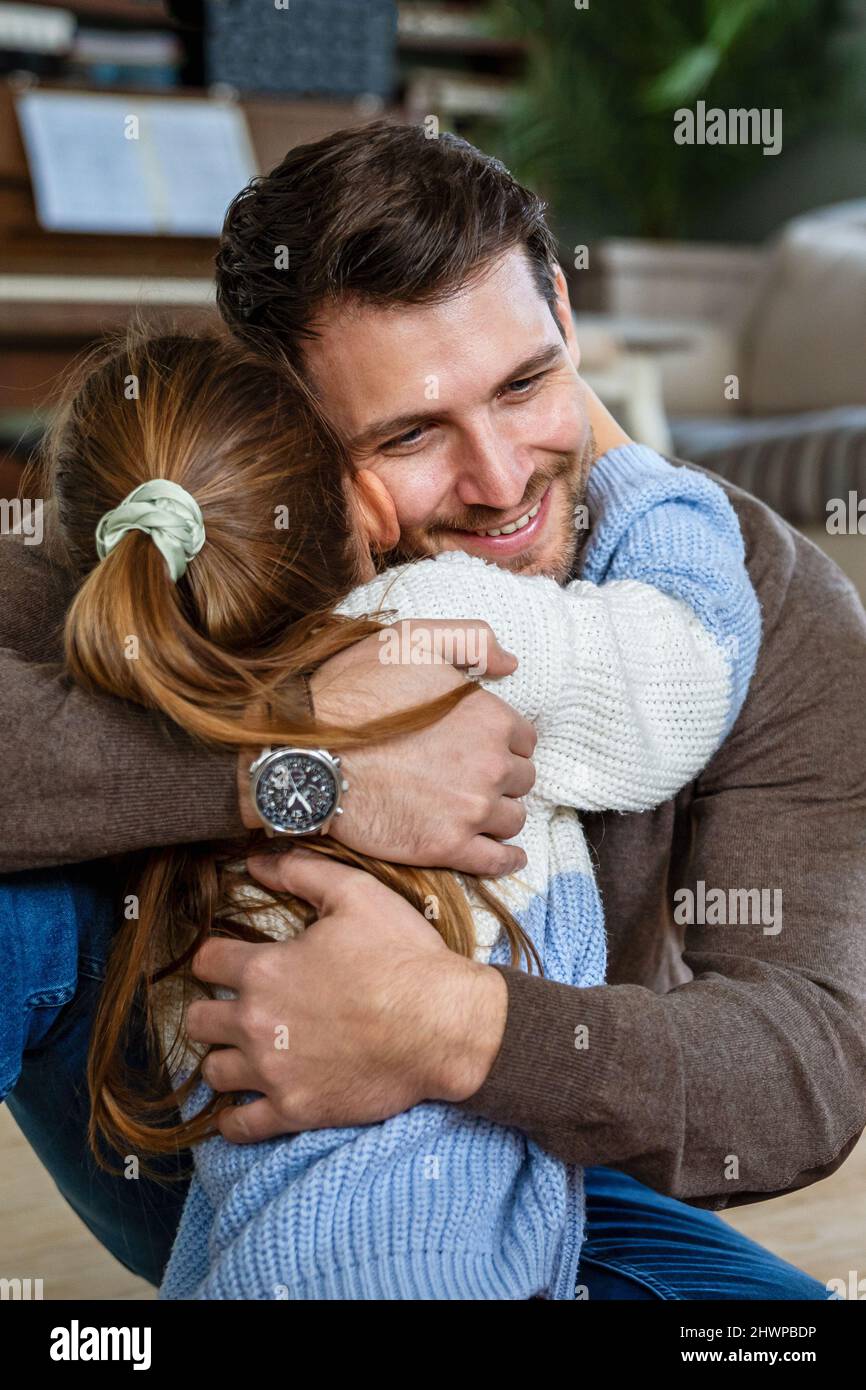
top-left (506, 373), bottom-right (543, 395)
top-left (382, 425), bottom-right (426, 450)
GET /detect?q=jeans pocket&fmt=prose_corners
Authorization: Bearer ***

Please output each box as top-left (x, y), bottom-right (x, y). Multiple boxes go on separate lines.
top-left (0, 866), bottom-right (117, 1097)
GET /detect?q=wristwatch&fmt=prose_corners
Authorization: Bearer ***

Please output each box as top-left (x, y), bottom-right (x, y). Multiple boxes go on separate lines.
top-left (248, 747), bottom-right (348, 837)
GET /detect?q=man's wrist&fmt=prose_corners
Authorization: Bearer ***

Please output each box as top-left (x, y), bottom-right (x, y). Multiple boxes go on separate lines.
top-left (429, 958), bottom-right (509, 1104)
top-left (236, 677), bottom-right (319, 831)
top-left (237, 746), bottom-right (260, 829)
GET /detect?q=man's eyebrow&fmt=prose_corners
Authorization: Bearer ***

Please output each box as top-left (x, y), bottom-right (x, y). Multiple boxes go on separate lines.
top-left (347, 410), bottom-right (438, 456)
top-left (493, 342), bottom-right (565, 392)
top-left (347, 341), bottom-right (566, 455)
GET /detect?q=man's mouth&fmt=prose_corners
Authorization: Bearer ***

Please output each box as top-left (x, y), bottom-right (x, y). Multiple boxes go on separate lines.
top-left (442, 485), bottom-right (552, 559)
top-left (474, 497), bottom-right (543, 537)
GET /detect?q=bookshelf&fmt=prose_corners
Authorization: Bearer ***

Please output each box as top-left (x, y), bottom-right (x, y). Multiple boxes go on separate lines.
top-left (54, 0), bottom-right (169, 20)
top-left (397, 2), bottom-right (527, 127)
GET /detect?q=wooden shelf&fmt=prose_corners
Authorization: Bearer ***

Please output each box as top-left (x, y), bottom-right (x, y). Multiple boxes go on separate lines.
top-left (398, 33), bottom-right (526, 57)
top-left (26, 0), bottom-right (174, 24)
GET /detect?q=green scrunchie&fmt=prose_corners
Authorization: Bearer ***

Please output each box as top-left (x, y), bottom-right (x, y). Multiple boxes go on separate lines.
top-left (95, 479), bottom-right (206, 583)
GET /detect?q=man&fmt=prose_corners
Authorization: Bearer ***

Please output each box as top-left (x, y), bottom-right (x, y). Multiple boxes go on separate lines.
top-left (2, 123), bottom-right (865, 1299)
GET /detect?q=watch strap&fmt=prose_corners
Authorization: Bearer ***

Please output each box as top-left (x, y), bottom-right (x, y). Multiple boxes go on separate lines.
top-left (300, 674), bottom-right (314, 719)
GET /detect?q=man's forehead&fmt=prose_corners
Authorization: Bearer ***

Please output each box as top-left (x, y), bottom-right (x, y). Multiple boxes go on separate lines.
top-left (304, 250), bottom-right (557, 429)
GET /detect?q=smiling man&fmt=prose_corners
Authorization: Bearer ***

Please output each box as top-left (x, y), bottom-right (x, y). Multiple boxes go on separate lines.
top-left (3, 122), bottom-right (866, 1301)
top-left (306, 251), bottom-right (594, 580)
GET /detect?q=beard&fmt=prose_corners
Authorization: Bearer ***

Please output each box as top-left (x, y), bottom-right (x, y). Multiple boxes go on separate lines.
top-left (389, 428), bottom-right (597, 582)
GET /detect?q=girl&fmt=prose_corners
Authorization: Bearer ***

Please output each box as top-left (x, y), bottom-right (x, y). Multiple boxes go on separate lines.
top-left (38, 328), bottom-right (760, 1300)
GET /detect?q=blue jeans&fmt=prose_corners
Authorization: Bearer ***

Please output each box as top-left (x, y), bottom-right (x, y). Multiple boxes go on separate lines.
top-left (1, 866), bottom-right (189, 1283)
top-left (1, 868), bottom-right (832, 1298)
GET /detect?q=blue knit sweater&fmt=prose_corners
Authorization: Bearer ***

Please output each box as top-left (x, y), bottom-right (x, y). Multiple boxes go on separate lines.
top-left (159, 446), bottom-right (761, 1301)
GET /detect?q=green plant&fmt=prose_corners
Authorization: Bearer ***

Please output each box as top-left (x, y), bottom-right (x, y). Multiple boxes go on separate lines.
top-left (483, 0), bottom-right (856, 242)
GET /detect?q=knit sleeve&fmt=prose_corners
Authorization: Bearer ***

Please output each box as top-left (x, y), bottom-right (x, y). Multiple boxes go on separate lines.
top-left (336, 445), bottom-right (760, 813)
top-left (542, 443), bottom-right (763, 811)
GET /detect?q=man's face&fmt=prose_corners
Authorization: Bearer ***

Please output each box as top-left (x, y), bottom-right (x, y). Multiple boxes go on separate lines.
top-left (304, 249), bottom-right (595, 579)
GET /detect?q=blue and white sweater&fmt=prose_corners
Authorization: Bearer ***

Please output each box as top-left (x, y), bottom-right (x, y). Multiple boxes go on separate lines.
top-left (159, 445), bottom-right (761, 1301)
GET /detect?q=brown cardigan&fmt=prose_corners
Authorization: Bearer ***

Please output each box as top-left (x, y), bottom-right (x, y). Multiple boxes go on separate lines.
top-left (2, 469), bottom-right (866, 1211)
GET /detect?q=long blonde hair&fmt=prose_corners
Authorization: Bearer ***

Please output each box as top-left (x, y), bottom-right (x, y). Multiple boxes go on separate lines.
top-left (33, 328), bottom-right (539, 1165)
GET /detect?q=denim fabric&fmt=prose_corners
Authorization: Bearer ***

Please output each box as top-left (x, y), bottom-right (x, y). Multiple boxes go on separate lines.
top-left (578, 1167), bottom-right (832, 1300)
top-left (1, 867), bottom-right (190, 1285)
top-left (0, 865), bottom-right (109, 1099)
top-left (0, 870), bottom-right (834, 1298)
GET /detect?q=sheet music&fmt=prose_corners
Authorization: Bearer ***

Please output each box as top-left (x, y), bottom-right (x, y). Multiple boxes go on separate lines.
top-left (17, 90), bottom-right (257, 236)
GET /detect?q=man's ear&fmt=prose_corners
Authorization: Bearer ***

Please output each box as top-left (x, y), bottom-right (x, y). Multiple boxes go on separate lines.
top-left (552, 263), bottom-right (581, 371)
top-left (353, 469), bottom-right (400, 550)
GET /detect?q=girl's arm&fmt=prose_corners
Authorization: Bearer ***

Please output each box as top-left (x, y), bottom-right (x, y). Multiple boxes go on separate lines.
top-left (337, 444), bottom-right (761, 813)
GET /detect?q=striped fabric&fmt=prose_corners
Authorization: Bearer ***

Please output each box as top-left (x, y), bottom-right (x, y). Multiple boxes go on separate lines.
top-left (670, 408), bottom-right (866, 525)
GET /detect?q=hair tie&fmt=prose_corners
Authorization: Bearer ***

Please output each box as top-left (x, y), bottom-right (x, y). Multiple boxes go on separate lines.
top-left (95, 479), bottom-right (205, 583)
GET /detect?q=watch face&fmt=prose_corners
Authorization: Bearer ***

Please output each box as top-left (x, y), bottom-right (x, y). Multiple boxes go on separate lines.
top-left (254, 751), bottom-right (339, 835)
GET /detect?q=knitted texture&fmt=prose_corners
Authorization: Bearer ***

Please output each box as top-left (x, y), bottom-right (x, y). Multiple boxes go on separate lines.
top-left (159, 445), bottom-right (761, 1301)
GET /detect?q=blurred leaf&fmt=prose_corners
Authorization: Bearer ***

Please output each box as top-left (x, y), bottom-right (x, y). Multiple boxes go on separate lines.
top-left (645, 45), bottom-right (721, 109)
top-left (481, 0), bottom-right (854, 242)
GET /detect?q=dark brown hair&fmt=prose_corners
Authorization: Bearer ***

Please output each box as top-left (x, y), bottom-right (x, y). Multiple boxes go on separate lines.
top-left (32, 328), bottom-right (539, 1165)
top-left (216, 120), bottom-right (560, 366)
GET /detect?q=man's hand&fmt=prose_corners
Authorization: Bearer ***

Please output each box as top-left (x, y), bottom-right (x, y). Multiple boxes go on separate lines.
top-left (241, 619), bottom-right (536, 878)
top-left (188, 848), bottom-right (509, 1143)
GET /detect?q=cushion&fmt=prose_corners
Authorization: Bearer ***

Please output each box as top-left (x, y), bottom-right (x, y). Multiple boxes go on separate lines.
top-left (741, 201), bottom-right (866, 413)
top-left (670, 407), bottom-right (866, 524)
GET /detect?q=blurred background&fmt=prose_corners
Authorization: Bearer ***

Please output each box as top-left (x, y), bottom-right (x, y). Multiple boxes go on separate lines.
top-left (0, 0), bottom-right (865, 1297)
top-left (2, 0), bottom-right (866, 583)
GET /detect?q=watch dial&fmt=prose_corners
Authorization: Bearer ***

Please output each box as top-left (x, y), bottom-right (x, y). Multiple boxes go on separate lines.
top-left (256, 753), bottom-right (338, 833)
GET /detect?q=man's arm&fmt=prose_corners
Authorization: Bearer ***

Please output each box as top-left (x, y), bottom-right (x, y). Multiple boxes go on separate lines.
top-left (0, 533), bottom-right (243, 870)
top-left (453, 486), bottom-right (866, 1206)
top-left (1, 534), bottom-right (530, 875)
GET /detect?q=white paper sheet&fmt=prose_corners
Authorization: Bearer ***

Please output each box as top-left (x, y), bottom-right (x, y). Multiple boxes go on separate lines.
top-left (17, 90), bottom-right (257, 236)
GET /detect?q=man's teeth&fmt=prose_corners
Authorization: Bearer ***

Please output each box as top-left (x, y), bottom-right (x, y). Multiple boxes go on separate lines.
top-left (478, 500), bottom-right (541, 538)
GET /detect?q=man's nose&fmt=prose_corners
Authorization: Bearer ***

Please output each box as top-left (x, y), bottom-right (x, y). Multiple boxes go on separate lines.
top-left (455, 423), bottom-right (533, 511)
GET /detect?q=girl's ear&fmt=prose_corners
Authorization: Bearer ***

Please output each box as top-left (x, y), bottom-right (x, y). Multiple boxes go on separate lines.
top-left (353, 469), bottom-right (400, 550)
